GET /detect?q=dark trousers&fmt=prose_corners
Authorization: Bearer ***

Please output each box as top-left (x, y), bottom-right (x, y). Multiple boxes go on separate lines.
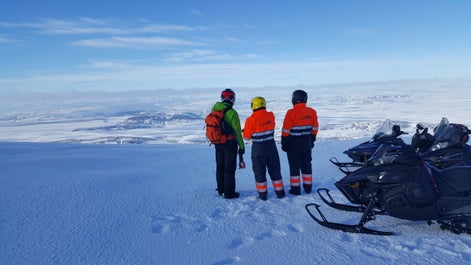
top-left (287, 150), bottom-right (312, 176)
top-left (215, 140), bottom-right (237, 196)
top-left (252, 141), bottom-right (282, 183)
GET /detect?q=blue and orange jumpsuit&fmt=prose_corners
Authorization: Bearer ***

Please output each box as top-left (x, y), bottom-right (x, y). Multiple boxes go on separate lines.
top-left (281, 102), bottom-right (318, 194)
top-left (243, 109), bottom-right (284, 198)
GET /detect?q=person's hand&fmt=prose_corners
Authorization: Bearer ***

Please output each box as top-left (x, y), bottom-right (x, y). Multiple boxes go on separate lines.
top-left (311, 134), bottom-right (317, 148)
top-left (281, 136), bottom-right (289, 152)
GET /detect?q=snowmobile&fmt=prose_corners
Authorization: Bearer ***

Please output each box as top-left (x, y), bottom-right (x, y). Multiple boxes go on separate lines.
top-left (419, 118), bottom-right (471, 169)
top-left (331, 118), bottom-right (471, 173)
top-left (330, 120), bottom-right (407, 173)
top-left (307, 119), bottom-right (471, 235)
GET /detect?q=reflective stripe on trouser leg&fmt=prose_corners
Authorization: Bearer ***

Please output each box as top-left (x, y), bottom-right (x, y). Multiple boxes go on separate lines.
top-left (290, 175), bottom-right (300, 187)
top-left (302, 174), bottom-right (312, 193)
top-left (256, 181), bottom-right (268, 193)
top-left (272, 179), bottom-right (284, 191)
top-left (302, 174), bottom-right (312, 185)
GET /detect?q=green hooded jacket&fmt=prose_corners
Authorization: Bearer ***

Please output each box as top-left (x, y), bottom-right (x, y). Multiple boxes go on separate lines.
top-left (211, 101), bottom-right (245, 150)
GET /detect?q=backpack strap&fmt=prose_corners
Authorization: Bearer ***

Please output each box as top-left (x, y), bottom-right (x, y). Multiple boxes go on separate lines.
top-left (220, 107), bottom-right (235, 141)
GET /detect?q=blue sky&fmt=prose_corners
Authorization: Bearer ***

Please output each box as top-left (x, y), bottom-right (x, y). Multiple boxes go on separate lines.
top-left (1, 0), bottom-right (471, 92)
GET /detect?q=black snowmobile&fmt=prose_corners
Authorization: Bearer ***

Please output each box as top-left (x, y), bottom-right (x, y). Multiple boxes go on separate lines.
top-left (419, 118), bottom-right (471, 169)
top-left (330, 120), bottom-right (407, 173)
top-left (307, 119), bottom-right (471, 235)
top-left (331, 118), bottom-right (471, 173)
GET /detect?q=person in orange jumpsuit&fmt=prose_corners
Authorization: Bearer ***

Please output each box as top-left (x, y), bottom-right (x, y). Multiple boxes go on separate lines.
top-left (243, 96), bottom-right (285, 200)
top-left (281, 90), bottom-right (318, 195)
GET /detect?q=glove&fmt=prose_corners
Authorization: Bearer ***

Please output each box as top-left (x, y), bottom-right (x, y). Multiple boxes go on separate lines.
top-left (311, 134), bottom-right (317, 148)
top-left (281, 136), bottom-right (290, 152)
top-left (238, 148), bottom-right (245, 155)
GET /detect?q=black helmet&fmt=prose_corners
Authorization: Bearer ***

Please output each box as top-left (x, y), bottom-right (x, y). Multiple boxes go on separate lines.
top-left (221, 88), bottom-right (235, 105)
top-left (292, 90), bottom-right (307, 105)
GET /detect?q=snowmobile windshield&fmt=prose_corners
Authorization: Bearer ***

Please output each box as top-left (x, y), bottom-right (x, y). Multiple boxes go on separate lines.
top-left (368, 140), bottom-right (418, 167)
top-left (371, 120), bottom-right (404, 142)
top-left (431, 117), bottom-right (470, 150)
top-left (433, 118), bottom-right (450, 142)
top-left (372, 120), bottom-right (393, 139)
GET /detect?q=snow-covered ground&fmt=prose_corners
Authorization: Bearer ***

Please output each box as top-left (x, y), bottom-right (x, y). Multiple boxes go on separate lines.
top-left (2, 140), bottom-right (471, 265)
top-left (2, 78), bottom-right (471, 264)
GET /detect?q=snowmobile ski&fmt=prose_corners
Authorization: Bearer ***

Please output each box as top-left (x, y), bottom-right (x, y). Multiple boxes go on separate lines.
top-left (436, 218), bottom-right (471, 234)
top-left (317, 188), bottom-right (384, 214)
top-left (305, 201), bottom-right (394, 236)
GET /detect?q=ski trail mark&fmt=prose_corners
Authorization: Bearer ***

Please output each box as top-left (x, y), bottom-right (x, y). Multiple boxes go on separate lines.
top-left (211, 256), bottom-right (241, 265)
top-left (287, 223), bottom-right (304, 233)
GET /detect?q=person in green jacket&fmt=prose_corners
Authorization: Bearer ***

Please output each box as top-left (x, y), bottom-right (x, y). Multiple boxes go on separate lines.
top-left (211, 88), bottom-right (245, 199)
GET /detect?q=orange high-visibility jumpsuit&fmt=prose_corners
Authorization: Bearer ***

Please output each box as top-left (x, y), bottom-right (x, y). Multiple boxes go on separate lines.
top-left (281, 102), bottom-right (318, 194)
top-left (244, 109), bottom-right (285, 199)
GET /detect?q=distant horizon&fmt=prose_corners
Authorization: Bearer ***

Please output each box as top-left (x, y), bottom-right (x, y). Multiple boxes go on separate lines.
top-left (1, 77), bottom-right (470, 144)
top-left (1, 76), bottom-right (470, 96)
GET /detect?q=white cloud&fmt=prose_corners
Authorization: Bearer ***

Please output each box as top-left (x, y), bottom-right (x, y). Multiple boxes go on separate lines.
top-left (224, 37), bottom-right (243, 43)
top-left (1, 18), bottom-right (127, 35)
top-left (0, 18), bottom-right (205, 36)
top-left (3, 57), bottom-right (470, 92)
top-left (85, 61), bottom-right (127, 69)
top-left (72, 36), bottom-right (201, 49)
top-left (190, 9), bottom-right (204, 16)
top-left (140, 24), bottom-right (206, 33)
top-left (165, 49), bottom-right (234, 62)
top-left (0, 36), bottom-right (14, 43)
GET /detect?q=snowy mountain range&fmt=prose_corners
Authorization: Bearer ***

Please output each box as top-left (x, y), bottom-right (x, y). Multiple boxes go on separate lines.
top-left (1, 78), bottom-right (470, 144)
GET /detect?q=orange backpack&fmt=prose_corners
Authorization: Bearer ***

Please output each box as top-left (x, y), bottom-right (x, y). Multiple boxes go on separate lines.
top-left (205, 108), bottom-right (230, 144)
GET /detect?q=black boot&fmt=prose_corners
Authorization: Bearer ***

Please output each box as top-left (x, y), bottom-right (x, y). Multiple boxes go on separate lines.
top-left (304, 184), bottom-right (312, 194)
top-left (259, 192), bottom-right (267, 201)
top-left (288, 186), bottom-right (301, 196)
top-left (276, 190), bottom-right (285, 199)
top-left (224, 192), bottom-right (240, 199)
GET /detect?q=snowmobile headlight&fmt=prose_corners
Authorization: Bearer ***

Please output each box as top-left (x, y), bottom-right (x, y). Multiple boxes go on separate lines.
top-left (349, 182), bottom-right (360, 188)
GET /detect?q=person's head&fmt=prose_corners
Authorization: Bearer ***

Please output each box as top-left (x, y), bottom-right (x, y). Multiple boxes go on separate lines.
top-left (251, 96), bottom-right (266, 111)
top-left (221, 88), bottom-right (236, 106)
top-left (292, 90), bottom-right (307, 105)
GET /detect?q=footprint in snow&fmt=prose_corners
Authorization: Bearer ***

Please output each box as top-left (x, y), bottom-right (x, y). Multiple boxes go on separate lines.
top-left (151, 214), bottom-right (209, 234)
top-left (227, 237), bottom-right (255, 249)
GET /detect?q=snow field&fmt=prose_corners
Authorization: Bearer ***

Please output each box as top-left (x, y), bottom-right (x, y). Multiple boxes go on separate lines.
top-left (2, 141), bottom-right (471, 265)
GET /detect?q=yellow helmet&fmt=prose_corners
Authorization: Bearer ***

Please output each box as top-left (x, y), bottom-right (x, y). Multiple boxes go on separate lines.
top-left (251, 96), bottom-right (266, 111)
